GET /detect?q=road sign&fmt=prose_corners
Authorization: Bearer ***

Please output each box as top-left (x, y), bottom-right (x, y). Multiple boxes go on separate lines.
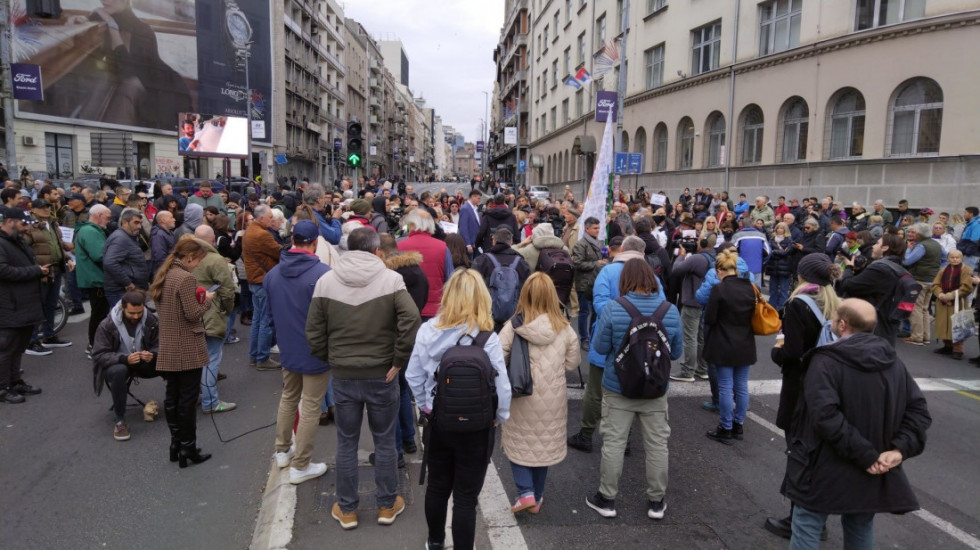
top-left (628, 153), bottom-right (643, 174)
top-left (333, 138), bottom-right (341, 151)
top-left (275, 154), bottom-right (287, 164)
top-left (476, 141), bottom-right (484, 153)
top-left (614, 152), bottom-right (644, 174)
top-left (518, 159), bottom-right (526, 174)
top-left (614, 152), bottom-right (629, 174)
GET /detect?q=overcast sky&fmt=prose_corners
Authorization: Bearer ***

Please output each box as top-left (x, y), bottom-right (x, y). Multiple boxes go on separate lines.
top-left (342, 0), bottom-right (502, 144)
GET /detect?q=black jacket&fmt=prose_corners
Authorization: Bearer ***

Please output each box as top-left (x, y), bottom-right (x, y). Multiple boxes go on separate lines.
top-left (91, 308), bottom-right (160, 395)
top-left (766, 236), bottom-right (795, 277)
top-left (472, 243), bottom-right (531, 289)
top-left (782, 332), bottom-right (931, 514)
top-left (702, 276), bottom-right (757, 366)
top-left (839, 256), bottom-right (905, 345)
top-left (0, 229), bottom-right (44, 329)
top-left (639, 232), bottom-right (672, 293)
top-left (771, 295), bottom-right (824, 430)
top-left (102, 228), bottom-right (151, 295)
top-left (384, 251), bottom-right (429, 313)
top-left (475, 206), bottom-right (519, 253)
top-left (797, 229), bottom-right (825, 257)
top-left (668, 249), bottom-right (713, 307)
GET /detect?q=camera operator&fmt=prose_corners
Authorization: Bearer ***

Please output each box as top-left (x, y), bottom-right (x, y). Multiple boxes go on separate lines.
top-left (667, 234), bottom-right (715, 382)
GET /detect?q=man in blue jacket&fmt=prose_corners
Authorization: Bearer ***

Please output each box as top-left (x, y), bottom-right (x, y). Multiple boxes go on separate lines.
top-left (458, 190), bottom-right (482, 256)
top-left (956, 206), bottom-right (980, 270)
top-left (265, 220), bottom-right (332, 485)
top-left (731, 217), bottom-right (771, 285)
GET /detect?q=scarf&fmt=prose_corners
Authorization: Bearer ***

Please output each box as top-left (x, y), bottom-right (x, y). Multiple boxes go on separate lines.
top-left (581, 232), bottom-right (602, 252)
top-left (941, 264), bottom-right (962, 293)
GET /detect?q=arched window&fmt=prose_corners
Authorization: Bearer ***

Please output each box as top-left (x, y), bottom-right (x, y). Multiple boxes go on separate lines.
top-left (634, 127), bottom-right (647, 156)
top-left (890, 78), bottom-right (942, 156)
top-left (622, 131), bottom-right (630, 153)
top-left (654, 123), bottom-right (668, 171)
top-left (740, 105), bottom-right (764, 165)
top-left (829, 89), bottom-right (865, 159)
top-left (677, 118), bottom-right (694, 169)
top-left (706, 112), bottom-right (726, 167)
top-left (781, 97), bottom-right (809, 162)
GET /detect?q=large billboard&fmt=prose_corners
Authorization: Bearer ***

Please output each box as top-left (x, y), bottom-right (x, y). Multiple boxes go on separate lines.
top-left (178, 113), bottom-right (249, 158)
top-left (11, 0), bottom-right (272, 146)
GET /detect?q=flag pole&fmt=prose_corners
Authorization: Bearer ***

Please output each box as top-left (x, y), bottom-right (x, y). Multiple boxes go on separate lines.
top-left (614, 0), bottom-right (630, 156)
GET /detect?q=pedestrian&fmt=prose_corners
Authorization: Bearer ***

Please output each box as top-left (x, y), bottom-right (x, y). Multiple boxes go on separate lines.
top-left (765, 253), bottom-right (841, 540)
top-left (102, 209), bottom-right (150, 307)
top-left (472, 227), bottom-right (532, 331)
top-left (191, 227), bottom-right (237, 413)
top-left (398, 209), bottom-right (454, 320)
top-left (265, 220), bottom-right (332, 485)
top-left (0, 207), bottom-right (47, 403)
top-left (767, 222), bottom-right (795, 310)
top-left (445, 233), bottom-right (471, 270)
top-left (838, 230), bottom-right (908, 346)
top-left (499, 272), bottom-right (579, 514)
top-left (150, 210), bottom-right (176, 277)
top-left (475, 193), bottom-right (519, 254)
top-left (667, 236), bottom-right (713, 382)
top-left (243, 204), bottom-right (283, 371)
top-left (903, 223), bottom-right (942, 346)
top-left (307, 227), bottom-right (420, 530)
top-left (784, 299), bottom-right (931, 550)
top-left (931, 250), bottom-right (974, 359)
top-left (174, 203), bottom-right (204, 239)
top-left (75, 204), bottom-right (113, 356)
top-left (731, 216), bottom-right (771, 284)
top-left (148, 238), bottom-right (215, 467)
top-left (405, 269), bottom-right (511, 550)
top-left (22, 199), bottom-right (73, 354)
top-left (703, 248), bottom-right (758, 444)
top-left (571, 216), bottom-right (607, 350)
top-left (586, 259), bottom-right (682, 520)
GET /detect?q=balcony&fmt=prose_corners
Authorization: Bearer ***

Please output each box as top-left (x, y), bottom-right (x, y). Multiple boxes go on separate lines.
top-left (370, 58), bottom-right (381, 73)
top-left (369, 77), bottom-right (380, 90)
top-left (500, 34), bottom-right (527, 72)
top-left (501, 69), bottom-right (527, 97)
top-left (503, 0), bottom-right (528, 37)
top-left (370, 114), bottom-right (380, 126)
top-left (370, 96), bottom-right (381, 110)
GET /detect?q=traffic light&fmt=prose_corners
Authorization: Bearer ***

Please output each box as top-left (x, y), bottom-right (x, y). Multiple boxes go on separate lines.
top-left (347, 122), bottom-right (363, 167)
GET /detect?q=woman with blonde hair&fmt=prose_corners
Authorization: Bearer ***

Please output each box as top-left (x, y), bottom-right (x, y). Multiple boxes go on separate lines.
top-left (150, 238), bottom-right (215, 468)
top-left (700, 215), bottom-right (720, 248)
top-left (406, 269), bottom-right (512, 550)
top-left (764, 253), bottom-right (841, 538)
top-left (932, 250), bottom-right (974, 359)
top-left (499, 273), bottom-right (580, 515)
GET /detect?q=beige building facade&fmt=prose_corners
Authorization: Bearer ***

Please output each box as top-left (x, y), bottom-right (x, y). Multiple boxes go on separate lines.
top-left (522, 0), bottom-right (980, 212)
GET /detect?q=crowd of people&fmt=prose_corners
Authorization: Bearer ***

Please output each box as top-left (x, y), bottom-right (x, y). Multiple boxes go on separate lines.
top-left (1, 171), bottom-right (960, 548)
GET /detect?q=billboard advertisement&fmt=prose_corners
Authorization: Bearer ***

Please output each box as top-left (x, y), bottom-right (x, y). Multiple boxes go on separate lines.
top-left (178, 113), bottom-right (248, 158)
top-left (11, 0), bottom-right (272, 145)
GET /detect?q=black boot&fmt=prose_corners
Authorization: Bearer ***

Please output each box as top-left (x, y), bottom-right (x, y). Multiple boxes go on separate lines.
top-left (706, 425), bottom-right (734, 445)
top-left (165, 404), bottom-right (180, 462)
top-left (764, 515), bottom-right (793, 539)
top-left (732, 422), bottom-right (744, 440)
top-left (178, 442), bottom-right (212, 468)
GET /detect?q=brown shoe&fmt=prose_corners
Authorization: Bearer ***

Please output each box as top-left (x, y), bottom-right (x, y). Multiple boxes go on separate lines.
top-left (113, 421), bottom-right (131, 441)
top-left (377, 495), bottom-right (405, 525)
top-left (331, 502), bottom-right (358, 530)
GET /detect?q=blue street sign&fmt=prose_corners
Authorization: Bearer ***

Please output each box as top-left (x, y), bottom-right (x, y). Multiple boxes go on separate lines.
top-left (275, 154), bottom-right (287, 165)
top-left (628, 153), bottom-right (643, 174)
top-left (615, 152), bottom-right (643, 174)
top-left (518, 160), bottom-right (526, 174)
top-left (614, 152), bottom-right (629, 174)
top-left (333, 138), bottom-right (342, 151)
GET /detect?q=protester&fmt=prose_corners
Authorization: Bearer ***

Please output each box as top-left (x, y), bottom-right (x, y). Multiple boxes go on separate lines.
top-left (445, 233), bottom-right (471, 270)
top-left (75, 204), bottom-right (113, 356)
top-left (187, 181), bottom-right (226, 214)
top-left (150, 210), bottom-right (176, 276)
top-left (405, 269), bottom-right (510, 550)
top-left (667, 236), bottom-right (713, 382)
top-left (23, 199), bottom-right (73, 353)
top-left (191, 227), bottom-right (237, 413)
top-left (903, 223), bottom-right (942, 346)
top-left (732, 216), bottom-right (771, 284)
top-left (931, 250), bottom-right (974, 359)
top-left (475, 193), bottom-right (519, 253)
top-left (839, 231), bottom-right (908, 345)
top-left (103, 209), bottom-right (150, 307)
top-left (571, 217), bottom-right (607, 349)
top-left (499, 273), bottom-right (579, 514)
top-left (784, 299), bottom-right (931, 549)
top-left (243, 205), bottom-right (283, 371)
top-left (149, 238), bottom-right (214, 468)
top-left (398, 209), bottom-right (453, 319)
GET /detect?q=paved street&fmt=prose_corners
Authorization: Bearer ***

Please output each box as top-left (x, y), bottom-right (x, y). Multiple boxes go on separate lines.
top-left (3, 294), bottom-right (979, 549)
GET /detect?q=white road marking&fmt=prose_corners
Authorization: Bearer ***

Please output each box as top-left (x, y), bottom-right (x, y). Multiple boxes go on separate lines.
top-left (478, 461), bottom-right (529, 550)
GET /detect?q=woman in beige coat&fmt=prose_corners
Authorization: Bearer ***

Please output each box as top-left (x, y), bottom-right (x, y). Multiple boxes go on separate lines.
top-left (499, 272), bottom-right (580, 515)
top-left (149, 238), bottom-right (214, 468)
top-left (931, 250), bottom-right (974, 359)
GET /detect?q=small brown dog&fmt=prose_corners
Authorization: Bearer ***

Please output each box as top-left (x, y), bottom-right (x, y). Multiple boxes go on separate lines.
top-left (143, 399), bottom-right (159, 422)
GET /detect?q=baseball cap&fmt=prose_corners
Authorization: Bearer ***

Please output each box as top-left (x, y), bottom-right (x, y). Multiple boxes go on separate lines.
top-left (67, 193), bottom-right (85, 201)
top-left (30, 199), bottom-right (52, 209)
top-left (0, 206), bottom-right (36, 223)
top-left (291, 220), bottom-right (318, 244)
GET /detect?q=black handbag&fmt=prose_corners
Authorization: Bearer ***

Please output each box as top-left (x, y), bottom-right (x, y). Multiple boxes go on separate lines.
top-left (508, 315), bottom-right (533, 397)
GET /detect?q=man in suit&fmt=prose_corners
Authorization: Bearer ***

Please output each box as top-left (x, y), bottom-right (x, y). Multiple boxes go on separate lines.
top-left (459, 190), bottom-right (482, 256)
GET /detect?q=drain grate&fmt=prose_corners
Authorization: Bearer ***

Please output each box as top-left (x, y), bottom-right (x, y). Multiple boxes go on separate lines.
top-left (313, 464), bottom-right (415, 512)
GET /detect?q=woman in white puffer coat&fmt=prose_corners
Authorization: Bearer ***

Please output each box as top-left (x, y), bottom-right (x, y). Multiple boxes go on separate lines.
top-left (499, 272), bottom-right (580, 515)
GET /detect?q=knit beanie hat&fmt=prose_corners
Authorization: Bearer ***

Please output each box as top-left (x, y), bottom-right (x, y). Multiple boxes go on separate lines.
top-left (797, 253), bottom-right (840, 286)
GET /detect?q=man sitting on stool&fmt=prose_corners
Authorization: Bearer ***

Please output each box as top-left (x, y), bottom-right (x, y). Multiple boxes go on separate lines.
top-left (91, 290), bottom-right (160, 441)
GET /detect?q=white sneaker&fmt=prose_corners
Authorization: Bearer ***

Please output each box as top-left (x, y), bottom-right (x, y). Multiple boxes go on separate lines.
top-left (290, 462), bottom-right (327, 485)
top-left (274, 445), bottom-right (295, 469)
top-left (270, 344), bottom-right (280, 354)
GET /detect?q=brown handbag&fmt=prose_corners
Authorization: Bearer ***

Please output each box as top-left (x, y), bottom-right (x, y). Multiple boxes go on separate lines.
top-left (752, 284), bottom-right (782, 335)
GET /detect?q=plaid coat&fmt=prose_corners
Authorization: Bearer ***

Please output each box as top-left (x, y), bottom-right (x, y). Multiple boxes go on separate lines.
top-left (155, 261), bottom-right (210, 372)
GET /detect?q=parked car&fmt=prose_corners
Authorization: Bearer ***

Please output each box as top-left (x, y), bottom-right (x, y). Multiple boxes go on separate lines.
top-left (529, 185), bottom-right (551, 202)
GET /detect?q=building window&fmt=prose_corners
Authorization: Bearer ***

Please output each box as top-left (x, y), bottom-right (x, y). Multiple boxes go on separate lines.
top-left (781, 97), bottom-right (809, 162)
top-left (596, 14), bottom-right (606, 50)
top-left (889, 78), bottom-right (943, 156)
top-left (616, 0), bottom-right (624, 33)
top-left (692, 21), bottom-right (722, 76)
top-left (706, 112), bottom-right (726, 167)
top-left (544, 25), bottom-right (549, 49)
top-left (564, 47), bottom-right (571, 75)
top-left (829, 89), bottom-right (866, 159)
top-left (575, 88), bottom-right (584, 117)
top-left (648, 0), bottom-right (667, 13)
top-left (562, 99), bottom-right (570, 125)
top-left (542, 71), bottom-right (548, 96)
top-left (678, 117), bottom-right (694, 169)
top-left (643, 44), bottom-right (665, 90)
top-left (45, 133), bottom-right (73, 178)
top-left (740, 105), bottom-right (764, 165)
top-left (855, 0), bottom-right (926, 30)
top-left (759, 0), bottom-right (801, 56)
top-left (566, 0), bottom-right (572, 24)
top-left (655, 123), bottom-right (668, 171)
top-left (577, 32), bottom-right (587, 65)
top-left (551, 107), bottom-right (557, 131)
top-left (634, 127), bottom-right (646, 157)
top-left (552, 60), bottom-right (559, 87)
top-left (554, 13), bottom-right (560, 37)
top-left (536, 76), bottom-right (541, 99)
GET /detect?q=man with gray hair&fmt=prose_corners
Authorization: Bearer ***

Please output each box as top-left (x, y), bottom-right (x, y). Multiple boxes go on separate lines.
top-left (192, 225), bottom-right (237, 413)
top-left (307, 227), bottom-right (420, 528)
top-left (102, 208), bottom-right (150, 308)
top-left (397, 209), bottom-right (453, 319)
top-left (902, 222), bottom-right (942, 345)
top-left (304, 183), bottom-right (343, 244)
top-left (873, 199), bottom-right (894, 225)
top-left (243, 204), bottom-right (284, 370)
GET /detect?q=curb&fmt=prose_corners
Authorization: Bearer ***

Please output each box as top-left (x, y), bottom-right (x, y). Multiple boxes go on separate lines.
top-left (250, 460), bottom-right (297, 550)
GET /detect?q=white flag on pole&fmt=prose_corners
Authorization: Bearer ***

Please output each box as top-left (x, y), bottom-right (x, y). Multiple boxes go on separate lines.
top-left (579, 106), bottom-right (616, 242)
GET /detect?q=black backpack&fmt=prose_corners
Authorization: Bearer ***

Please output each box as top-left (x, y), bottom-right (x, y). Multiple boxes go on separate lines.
top-left (432, 331), bottom-right (497, 433)
top-left (536, 248), bottom-right (575, 305)
top-left (612, 298), bottom-right (673, 400)
top-left (644, 252), bottom-right (663, 278)
top-left (878, 260), bottom-right (922, 322)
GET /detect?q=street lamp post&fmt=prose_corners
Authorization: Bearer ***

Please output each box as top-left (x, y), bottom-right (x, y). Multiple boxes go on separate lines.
top-left (482, 90), bottom-right (489, 179)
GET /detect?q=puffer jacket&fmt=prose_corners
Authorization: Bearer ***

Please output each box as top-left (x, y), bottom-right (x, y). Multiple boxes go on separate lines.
top-left (102, 228), bottom-right (150, 294)
top-left (517, 223), bottom-right (568, 272)
top-left (499, 314), bottom-right (580, 466)
top-left (593, 291), bottom-right (683, 395)
top-left (192, 242), bottom-right (236, 339)
top-left (398, 230), bottom-right (454, 318)
top-left (767, 236), bottom-right (795, 277)
top-left (22, 216), bottom-right (65, 282)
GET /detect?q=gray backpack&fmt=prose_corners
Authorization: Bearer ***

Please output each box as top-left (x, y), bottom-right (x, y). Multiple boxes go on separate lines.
top-left (796, 295), bottom-right (837, 347)
top-left (487, 255), bottom-right (521, 323)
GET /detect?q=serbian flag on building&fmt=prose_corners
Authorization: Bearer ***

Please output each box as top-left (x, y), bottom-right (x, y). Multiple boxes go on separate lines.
top-left (575, 67), bottom-right (593, 85)
top-left (563, 75), bottom-right (582, 89)
top-left (578, 105), bottom-right (616, 242)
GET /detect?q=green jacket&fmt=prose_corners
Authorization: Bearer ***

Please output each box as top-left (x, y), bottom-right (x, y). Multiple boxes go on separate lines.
top-left (193, 242), bottom-right (237, 339)
top-left (74, 220), bottom-right (107, 289)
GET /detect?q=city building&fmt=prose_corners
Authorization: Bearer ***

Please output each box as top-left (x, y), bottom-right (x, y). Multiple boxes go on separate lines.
top-left (490, 0), bottom-right (531, 185)
top-left (379, 39), bottom-right (410, 87)
top-left (523, 0), bottom-right (980, 211)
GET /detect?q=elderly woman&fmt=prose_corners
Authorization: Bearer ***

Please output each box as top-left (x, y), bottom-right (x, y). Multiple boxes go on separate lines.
top-left (932, 250), bottom-right (974, 360)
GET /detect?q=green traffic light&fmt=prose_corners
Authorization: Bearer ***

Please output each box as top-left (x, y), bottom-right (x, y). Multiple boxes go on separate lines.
top-left (348, 153), bottom-right (362, 167)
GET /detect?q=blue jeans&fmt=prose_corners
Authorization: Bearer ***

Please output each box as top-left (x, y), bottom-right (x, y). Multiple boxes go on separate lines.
top-left (105, 289), bottom-right (123, 309)
top-left (577, 290), bottom-right (594, 340)
top-left (769, 274), bottom-right (790, 310)
top-left (321, 377), bottom-right (335, 411)
top-left (510, 462), bottom-right (548, 501)
top-left (716, 365), bottom-right (750, 429)
top-left (790, 505), bottom-right (874, 550)
top-left (225, 308), bottom-right (237, 343)
top-left (201, 336), bottom-right (224, 411)
top-left (33, 271), bottom-right (63, 342)
top-left (395, 374), bottom-right (415, 453)
top-left (333, 377), bottom-right (400, 511)
top-left (248, 283), bottom-right (273, 362)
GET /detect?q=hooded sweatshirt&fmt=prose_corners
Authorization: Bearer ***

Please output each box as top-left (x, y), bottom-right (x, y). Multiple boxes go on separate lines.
top-left (265, 250), bottom-right (331, 374)
top-left (517, 223), bottom-right (568, 272)
top-left (476, 205), bottom-right (519, 253)
top-left (174, 203), bottom-right (204, 239)
top-left (306, 250), bottom-right (421, 379)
